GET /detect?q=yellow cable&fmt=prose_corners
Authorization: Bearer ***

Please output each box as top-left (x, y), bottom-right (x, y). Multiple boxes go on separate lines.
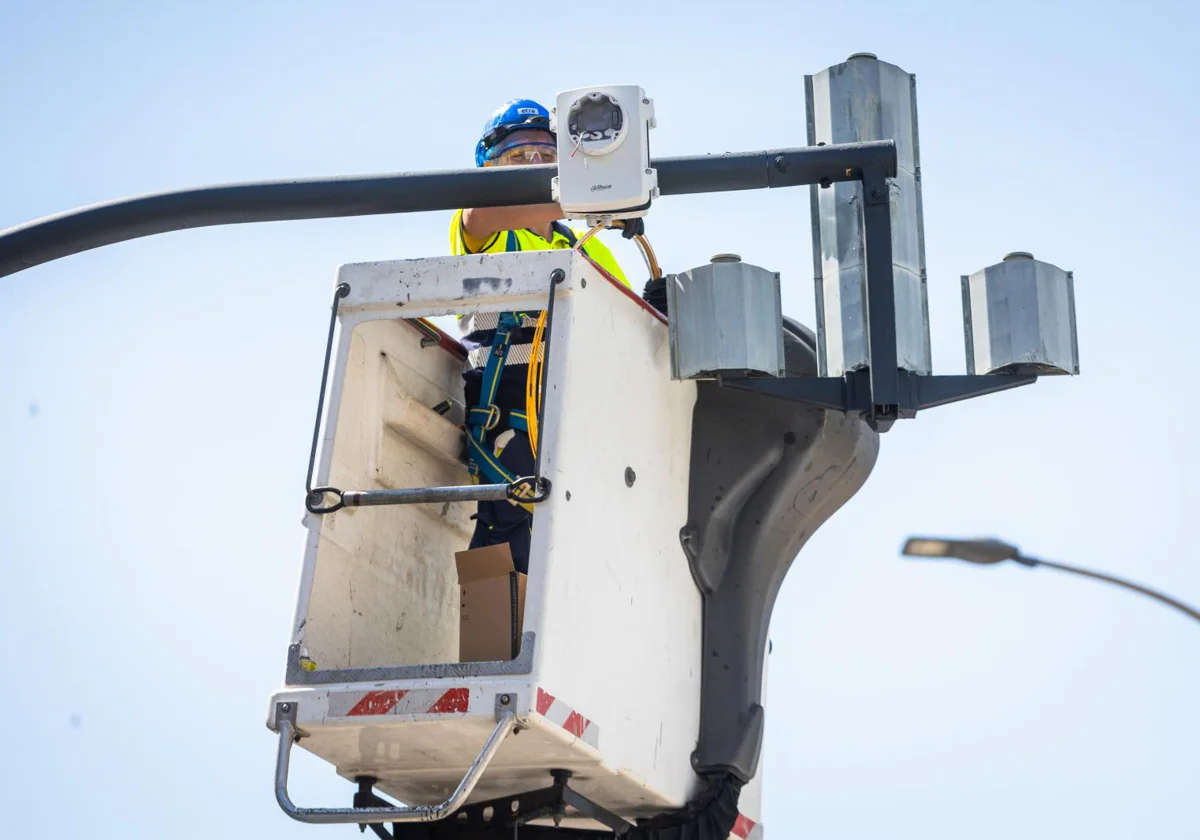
top-left (574, 223), bottom-right (604, 252)
top-left (634, 233), bottom-right (662, 279)
top-left (525, 223), bottom-right (604, 457)
top-left (525, 308), bottom-right (547, 454)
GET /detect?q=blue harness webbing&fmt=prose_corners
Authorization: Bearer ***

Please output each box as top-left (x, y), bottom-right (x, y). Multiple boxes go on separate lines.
top-left (464, 224), bottom-right (587, 486)
top-left (465, 310), bottom-right (524, 485)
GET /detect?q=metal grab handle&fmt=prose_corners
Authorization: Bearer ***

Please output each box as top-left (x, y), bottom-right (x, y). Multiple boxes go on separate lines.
top-left (306, 480), bottom-right (554, 514)
top-left (307, 483), bottom-right (516, 514)
top-left (275, 709), bottom-right (516, 824)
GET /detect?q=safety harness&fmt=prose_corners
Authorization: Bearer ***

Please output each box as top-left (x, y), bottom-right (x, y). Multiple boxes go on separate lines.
top-left (464, 309), bottom-right (529, 487)
top-left (463, 223), bottom-right (589, 499)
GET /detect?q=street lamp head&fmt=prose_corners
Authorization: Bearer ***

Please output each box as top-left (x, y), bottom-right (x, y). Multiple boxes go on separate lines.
top-left (900, 535), bottom-right (1200, 625)
top-left (902, 537), bottom-right (956, 558)
top-left (901, 536), bottom-right (1021, 565)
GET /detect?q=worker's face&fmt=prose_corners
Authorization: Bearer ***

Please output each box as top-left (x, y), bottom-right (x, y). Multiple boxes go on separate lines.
top-left (483, 129), bottom-right (558, 167)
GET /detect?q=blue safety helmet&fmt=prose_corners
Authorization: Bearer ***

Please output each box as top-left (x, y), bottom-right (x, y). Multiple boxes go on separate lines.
top-left (475, 99), bottom-right (554, 168)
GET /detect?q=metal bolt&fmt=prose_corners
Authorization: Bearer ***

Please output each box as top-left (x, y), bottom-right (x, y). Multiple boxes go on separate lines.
top-left (281, 703), bottom-right (291, 712)
top-left (1003, 251), bottom-right (1034, 261)
top-left (499, 694), bottom-right (511, 706)
top-left (550, 268), bottom-right (566, 284)
top-left (848, 51), bottom-right (878, 60)
top-left (642, 98), bottom-right (649, 104)
top-left (645, 168), bottom-right (653, 174)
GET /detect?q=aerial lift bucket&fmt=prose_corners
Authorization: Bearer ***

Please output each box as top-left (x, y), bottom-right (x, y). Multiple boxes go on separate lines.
top-left (265, 248), bottom-right (878, 836)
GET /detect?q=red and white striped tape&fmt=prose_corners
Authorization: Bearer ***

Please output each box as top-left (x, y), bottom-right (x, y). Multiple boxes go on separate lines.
top-left (731, 813), bottom-right (762, 840)
top-left (535, 687), bottom-right (599, 749)
top-left (327, 687), bottom-right (470, 718)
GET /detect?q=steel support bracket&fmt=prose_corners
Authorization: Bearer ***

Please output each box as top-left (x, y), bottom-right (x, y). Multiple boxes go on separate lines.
top-left (910, 371), bottom-right (1038, 409)
top-left (272, 700), bottom-right (304, 737)
top-left (725, 369), bottom-right (1038, 428)
top-left (721, 372), bottom-right (864, 413)
top-left (494, 691), bottom-right (524, 724)
top-left (389, 769), bottom-right (632, 837)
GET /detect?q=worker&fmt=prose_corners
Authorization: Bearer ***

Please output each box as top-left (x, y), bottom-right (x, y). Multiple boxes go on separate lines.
top-left (450, 97), bottom-right (663, 574)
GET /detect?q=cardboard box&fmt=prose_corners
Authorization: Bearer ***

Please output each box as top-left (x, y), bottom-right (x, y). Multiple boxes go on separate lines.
top-left (455, 543), bottom-right (526, 663)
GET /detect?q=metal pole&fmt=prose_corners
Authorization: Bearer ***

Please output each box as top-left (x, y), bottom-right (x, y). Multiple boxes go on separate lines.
top-left (342, 484), bottom-right (512, 507)
top-left (1022, 556), bottom-right (1200, 626)
top-left (860, 166), bottom-right (900, 422)
top-left (0, 141), bottom-right (896, 279)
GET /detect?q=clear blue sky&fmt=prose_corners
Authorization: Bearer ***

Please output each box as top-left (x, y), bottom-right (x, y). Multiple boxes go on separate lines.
top-left (2, 1), bottom-right (1198, 837)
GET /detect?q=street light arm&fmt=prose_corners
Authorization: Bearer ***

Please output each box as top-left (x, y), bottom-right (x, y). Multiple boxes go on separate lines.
top-left (0, 141), bottom-right (896, 280)
top-left (1022, 557), bottom-right (1200, 625)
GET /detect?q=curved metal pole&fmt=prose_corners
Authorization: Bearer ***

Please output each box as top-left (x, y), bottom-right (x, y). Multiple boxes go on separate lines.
top-left (0, 141), bottom-right (896, 279)
top-left (275, 711), bottom-right (515, 824)
top-left (1024, 556), bottom-right (1200, 626)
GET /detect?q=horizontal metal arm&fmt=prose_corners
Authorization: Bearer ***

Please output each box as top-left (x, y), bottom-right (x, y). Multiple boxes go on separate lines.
top-left (655, 141), bottom-right (897, 195)
top-left (1023, 557), bottom-right (1200, 626)
top-left (344, 483), bottom-right (513, 507)
top-left (0, 140), bottom-right (895, 278)
top-left (274, 708), bottom-right (515, 825)
top-left (723, 369), bottom-right (1038, 429)
top-left (913, 373), bottom-right (1037, 410)
top-left (306, 476), bottom-right (550, 514)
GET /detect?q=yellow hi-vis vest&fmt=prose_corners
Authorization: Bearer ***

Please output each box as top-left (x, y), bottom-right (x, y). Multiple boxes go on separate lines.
top-left (449, 210), bottom-right (630, 288)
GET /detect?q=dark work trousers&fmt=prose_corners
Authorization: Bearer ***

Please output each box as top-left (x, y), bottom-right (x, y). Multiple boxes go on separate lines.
top-left (463, 362), bottom-right (535, 574)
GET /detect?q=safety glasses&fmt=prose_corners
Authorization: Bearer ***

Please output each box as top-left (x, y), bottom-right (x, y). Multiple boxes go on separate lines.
top-left (485, 142), bottom-right (558, 166)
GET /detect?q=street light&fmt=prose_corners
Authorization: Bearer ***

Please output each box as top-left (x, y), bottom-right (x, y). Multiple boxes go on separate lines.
top-left (901, 535), bottom-right (1200, 625)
